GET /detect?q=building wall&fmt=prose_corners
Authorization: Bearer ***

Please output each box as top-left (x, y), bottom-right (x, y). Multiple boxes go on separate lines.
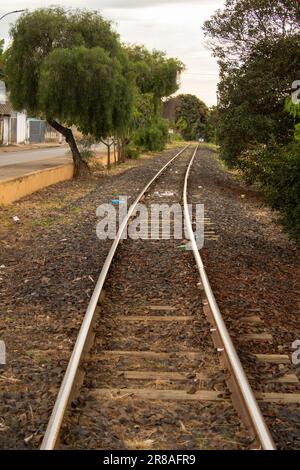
top-left (2, 117), bottom-right (10, 145)
top-left (16, 113), bottom-right (27, 143)
top-left (0, 81), bottom-right (6, 104)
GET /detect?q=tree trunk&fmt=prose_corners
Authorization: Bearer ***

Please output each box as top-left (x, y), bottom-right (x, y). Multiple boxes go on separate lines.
top-left (47, 119), bottom-right (89, 177)
top-left (121, 138), bottom-right (130, 162)
top-left (120, 139), bottom-right (126, 163)
top-left (113, 141), bottom-right (117, 167)
top-left (107, 144), bottom-right (111, 170)
top-left (117, 140), bottom-right (122, 164)
top-left (100, 138), bottom-right (113, 171)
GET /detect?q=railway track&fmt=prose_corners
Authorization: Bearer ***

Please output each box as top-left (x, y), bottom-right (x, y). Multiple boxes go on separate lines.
top-left (41, 145), bottom-right (276, 450)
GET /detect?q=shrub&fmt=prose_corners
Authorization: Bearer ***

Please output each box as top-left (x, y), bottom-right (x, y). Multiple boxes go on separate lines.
top-left (78, 136), bottom-right (96, 161)
top-left (239, 142), bottom-right (300, 243)
top-left (170, 132), bottom-right (183, 142)
top-left (134, 118), bottom-right (169, 152)
top-left (125, 144), bottom-right (140, 159)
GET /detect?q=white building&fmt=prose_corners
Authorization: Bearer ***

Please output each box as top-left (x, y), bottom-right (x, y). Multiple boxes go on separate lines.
top-left (0, 80), bottom-right (27, 145)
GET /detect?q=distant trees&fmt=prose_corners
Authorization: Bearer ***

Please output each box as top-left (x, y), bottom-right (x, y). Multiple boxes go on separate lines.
top-left (175, 94), bottom-right (208, 141)
top-left (204, 106), bottom-right (219, 143)
top-left (163, 94), bottom-right (208, 141)
top-left (127, 46), bottom-right (184, 153)
top-left (204, 0), bottom-right (300, 241)
top-left (5, 8), bottom-right (135, 175)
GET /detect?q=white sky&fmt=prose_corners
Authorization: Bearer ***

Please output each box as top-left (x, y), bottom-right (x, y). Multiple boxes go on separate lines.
top-left (0, 1), bottom-right (225, 106)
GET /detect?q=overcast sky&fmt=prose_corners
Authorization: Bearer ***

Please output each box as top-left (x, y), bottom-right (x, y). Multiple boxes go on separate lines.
top-left (0, 1), bottom-right (225, 106)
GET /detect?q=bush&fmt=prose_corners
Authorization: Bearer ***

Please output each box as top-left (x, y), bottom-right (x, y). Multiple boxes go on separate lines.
top-left (170, 132), bottom-right (183, 142)
top-left (239, 142), bottom-right (300, 242)
top-left (77, 136), bottom-right (96, 161)
top-left (125, 144), bottom-right (140, 159)
top-left (134, 118), bottom-right (169, 152)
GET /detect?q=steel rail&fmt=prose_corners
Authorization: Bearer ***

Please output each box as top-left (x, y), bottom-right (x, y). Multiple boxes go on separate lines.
top-left (40, 145), bottom-right (190, 450)
top-left (183, 145), bottom-right (276, 450)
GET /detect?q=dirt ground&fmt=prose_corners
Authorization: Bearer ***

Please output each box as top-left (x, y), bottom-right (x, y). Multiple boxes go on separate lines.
top-left (188, 147), bottom-right (300, 449)
top-left (0, 144), bottom-right (299, 449)
top-left (0, 145), bottom-right (185, 449)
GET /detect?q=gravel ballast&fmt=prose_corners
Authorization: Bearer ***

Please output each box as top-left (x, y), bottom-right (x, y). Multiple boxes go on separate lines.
top-left (188, 147), bottom-right (300, 450)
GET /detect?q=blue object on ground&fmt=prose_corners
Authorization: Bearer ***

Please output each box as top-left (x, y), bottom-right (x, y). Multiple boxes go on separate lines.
top-left (111, 199), bottom-right (125, 205)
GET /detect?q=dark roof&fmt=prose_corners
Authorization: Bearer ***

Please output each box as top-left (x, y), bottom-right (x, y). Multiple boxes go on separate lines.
top-left (0, 101), bottom-right (13, 115)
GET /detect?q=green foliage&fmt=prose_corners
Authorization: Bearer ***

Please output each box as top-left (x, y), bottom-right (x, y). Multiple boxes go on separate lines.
top-left (204, 0), bottom-right (300, 241)
top-left (175, 94), bottom-right (208, 141)
top-left (170, 132), bottom-right (183, 142)
top-left (5, 8), bottom-right (135, 139)
top-left (126, 48), bottom-right (183, 153)
top-left (38, 46), bottom-right (133, 139)
top-left (285, 98), bottom-right (300, 119)
top-left (216, 35), bottom-right (299, 166)
top-left (285, 99), bottom-right (300, 141)
top-left (77, 136), bottom-right (96, 160)
top-left (204, 106), bottom-right (219, 143)
top-left (128, 45), bottom-right (184, 109)
top-left (132, 92), bottom-right (156, 129)
top-left (203, 0), bottom-right (300, 65)
top-left (134, 118), bottom-right (169, 152)
top-left (239, 141), bottom-right (300, 242)
top-left (125, 144), bottom-right (140, 159)
top-left (0, 39), bottom-right (4, 80)
top-left (5, 7), bottom-right (184, 169)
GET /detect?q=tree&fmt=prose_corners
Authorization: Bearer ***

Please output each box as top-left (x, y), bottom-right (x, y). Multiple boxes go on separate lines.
top-left (205, 106), bottom-right (219, 143)
top-left (204, 0), bottom-right (300, 165)
top-left (5, 8), bottom-right (135, 175)
top-left (215, 35), bottom-right (300, 165)
top-left (0, 39), bottom-right (4, 80)
top-left (204, 0), bottom-right (300, 241)
top-left (100, 137), bottom-right (114, 170)
top-left (203, 0), bottom-right (300, 66)
top-left (128, 45), bottom-right (184, 113)
top-left (116, 46), bottom-right (184, 156)
top-left (174, 94), bottom-right (208, 141)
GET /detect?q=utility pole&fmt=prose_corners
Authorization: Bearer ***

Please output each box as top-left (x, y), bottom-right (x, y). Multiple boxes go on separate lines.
top-left (0, 10), bottom-right (25, 22)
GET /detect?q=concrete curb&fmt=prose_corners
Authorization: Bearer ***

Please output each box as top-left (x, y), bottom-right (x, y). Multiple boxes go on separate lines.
top-left (0, 163), bottom-right (74, 205)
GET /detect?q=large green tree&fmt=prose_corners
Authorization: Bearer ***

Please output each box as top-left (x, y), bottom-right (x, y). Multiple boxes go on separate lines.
top-left (204, 0), bottom-right (300, 65)
top-left (216, 35), bottom-right (300, 164)
top-left (119, 46), bottom-right (184, 155)
top-left (5, 8), bottom-right (135, 175)
top-left (204, 0), bottom-right (300, 241)
top-left (128, 46), bottom-right (184, 113)
top-left (204, 0), bottom-right (300, 165)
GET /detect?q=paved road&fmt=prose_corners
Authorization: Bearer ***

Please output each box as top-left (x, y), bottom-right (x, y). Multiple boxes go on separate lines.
top-left (0, 144), bottom-right (106, 182)
top-left (0, 146), bottom-right (70, 167)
